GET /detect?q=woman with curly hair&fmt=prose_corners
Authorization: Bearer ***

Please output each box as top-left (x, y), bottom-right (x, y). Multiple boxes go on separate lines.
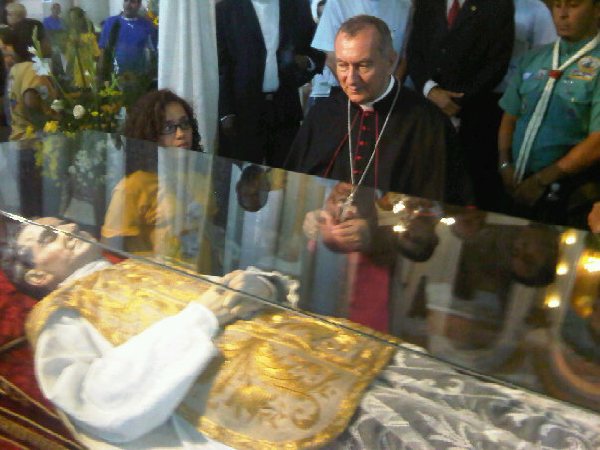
top-left (124, 88), bottom-right (202, 152)
top-left (102, 89), bottom-right (209, 257)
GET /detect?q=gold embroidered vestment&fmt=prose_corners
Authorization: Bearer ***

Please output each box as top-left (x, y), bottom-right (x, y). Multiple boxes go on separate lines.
top-left (27, 260), bottom-right (396, 449)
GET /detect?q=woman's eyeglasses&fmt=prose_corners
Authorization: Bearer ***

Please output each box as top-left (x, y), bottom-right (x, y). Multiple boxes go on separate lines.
top-left (161, 118), bottom-right (192, 135)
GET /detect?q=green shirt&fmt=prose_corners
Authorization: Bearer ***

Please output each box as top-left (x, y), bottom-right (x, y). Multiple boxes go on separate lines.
top-left (499, 37), bottom-right (600, 173)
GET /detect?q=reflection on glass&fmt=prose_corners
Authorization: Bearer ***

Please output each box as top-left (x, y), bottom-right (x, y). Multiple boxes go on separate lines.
top-left (0, 131), bottom-right (599, 424)
top-left (1, 214), bottom-right (600, 448)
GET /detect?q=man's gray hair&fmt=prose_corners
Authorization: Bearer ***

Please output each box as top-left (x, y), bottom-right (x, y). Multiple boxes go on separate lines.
top-left (6, 2), bottom-right (27, 18)
top-left (336, 15), bottom-right (394, 56)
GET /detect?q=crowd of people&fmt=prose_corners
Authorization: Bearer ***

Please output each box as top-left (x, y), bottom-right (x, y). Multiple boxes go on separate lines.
top-left (2, 0), bottom-right (600, 231)
top-left (3, 1), bottom-right (600, 448)
top-left (216, 0), bottom-right (600, 232)
top-left (5, 214), bottom-right (599, 448)
top-left (0, 0), bottom-right (157, 139)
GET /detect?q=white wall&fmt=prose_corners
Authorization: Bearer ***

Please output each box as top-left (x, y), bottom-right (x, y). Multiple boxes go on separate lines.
top-left (20, 0), bottom-right (45, 20)
top-left (76, 0), bottom-right (110, 28)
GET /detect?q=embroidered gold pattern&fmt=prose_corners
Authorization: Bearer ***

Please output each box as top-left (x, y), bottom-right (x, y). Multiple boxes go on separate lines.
top-left (26, 260), bottom-right (396, 448)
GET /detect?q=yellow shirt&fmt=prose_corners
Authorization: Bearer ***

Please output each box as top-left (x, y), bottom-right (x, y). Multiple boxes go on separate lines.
top-left (8, 61), bottom-right (54, 140)
top-left (102, 170), bottom-right (216, 266)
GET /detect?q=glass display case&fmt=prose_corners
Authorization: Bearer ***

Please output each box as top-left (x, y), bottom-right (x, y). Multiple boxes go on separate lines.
top-left (0, 131), bottom-right (599, 449)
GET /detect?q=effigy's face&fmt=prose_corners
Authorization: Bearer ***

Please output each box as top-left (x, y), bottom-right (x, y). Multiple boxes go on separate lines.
top-left (17, 219), bottom-right (101, 286)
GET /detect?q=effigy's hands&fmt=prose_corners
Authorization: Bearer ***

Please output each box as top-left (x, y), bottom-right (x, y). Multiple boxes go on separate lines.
top-left (198, 271), bottom-right (273, 325)
top-left (223, 271), bottom-right (274, 320)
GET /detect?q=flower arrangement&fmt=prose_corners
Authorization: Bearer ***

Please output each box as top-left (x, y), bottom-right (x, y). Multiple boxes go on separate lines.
top-left (34, 132), bottom-right (108, 189)
top-left (27, 27), bottom-right (125, 137)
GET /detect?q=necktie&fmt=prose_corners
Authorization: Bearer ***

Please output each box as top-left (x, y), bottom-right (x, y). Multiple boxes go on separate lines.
top-left (447, 0), bottom-right (460, 29)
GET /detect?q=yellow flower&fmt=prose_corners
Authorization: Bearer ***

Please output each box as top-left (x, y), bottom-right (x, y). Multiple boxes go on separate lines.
top-left (99, 84), bottom-right (122, 97)
top-left (101, 103), bottom-right (121, 115)
top-left (25, 125), bottom-right (36, 138)
top-left (91, 111), bottom-right (99, 117)
top-left (43, 121), bottom-right (59, 133)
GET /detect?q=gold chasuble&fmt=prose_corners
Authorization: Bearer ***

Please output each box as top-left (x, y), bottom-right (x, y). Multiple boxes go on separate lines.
top-left (26, 261), bottom-right (396, 449)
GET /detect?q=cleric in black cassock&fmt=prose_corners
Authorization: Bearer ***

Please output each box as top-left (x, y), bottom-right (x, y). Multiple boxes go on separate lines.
top-left (285, 15), bottom-right (472, 205)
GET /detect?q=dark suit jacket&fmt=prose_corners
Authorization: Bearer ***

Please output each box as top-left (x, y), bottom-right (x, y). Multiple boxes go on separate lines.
top-left (407, 0), bottom-right (514, 105)
top-left (216, 0), bottom-right (325, 127)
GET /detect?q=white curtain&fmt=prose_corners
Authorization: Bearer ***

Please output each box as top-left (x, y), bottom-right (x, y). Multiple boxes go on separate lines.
top-left (157, 0), bottom-right (219, 154)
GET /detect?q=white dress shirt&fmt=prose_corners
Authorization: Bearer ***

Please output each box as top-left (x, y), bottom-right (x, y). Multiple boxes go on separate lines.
top-left (251, 0), bottom-right (280, 93)
top-left (446, 0), bottom-right (466, 15)
top-left (423, 0), bottom-right (467, 99)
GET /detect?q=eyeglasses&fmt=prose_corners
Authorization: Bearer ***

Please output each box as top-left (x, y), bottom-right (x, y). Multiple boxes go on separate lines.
top-left (160, 118), bottom-right (192, 135)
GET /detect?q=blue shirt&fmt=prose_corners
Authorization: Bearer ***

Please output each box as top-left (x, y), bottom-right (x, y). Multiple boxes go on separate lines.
top-left (499, 38), bottom-right (600, 173)
top-left (99, 15), bottom-right (158, 74)
top-left (43, 16), bottom-right (64, 32)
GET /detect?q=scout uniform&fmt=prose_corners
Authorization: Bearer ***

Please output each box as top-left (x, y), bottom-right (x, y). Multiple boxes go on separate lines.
top-left (500, 37), bottom-right (600, 175)
top-left (499, 36), bottom-right (600, 225)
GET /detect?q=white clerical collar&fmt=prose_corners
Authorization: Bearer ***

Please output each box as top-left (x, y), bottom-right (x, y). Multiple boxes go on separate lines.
top-left (359, 76), bottom-right (396, 111)
top-left (59, 258), bottom-right (112, 287)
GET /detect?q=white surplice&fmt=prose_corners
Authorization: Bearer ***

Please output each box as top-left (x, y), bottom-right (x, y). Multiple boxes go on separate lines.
top-left (35, 281), bottom-right (232, 449)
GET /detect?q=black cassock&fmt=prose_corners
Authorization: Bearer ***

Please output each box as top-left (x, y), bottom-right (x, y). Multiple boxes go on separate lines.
top-left (286, 81), bottom-right (472, 205)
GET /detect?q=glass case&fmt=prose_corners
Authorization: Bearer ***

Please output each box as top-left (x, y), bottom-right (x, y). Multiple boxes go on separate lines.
top-left (0, 131), bottom-right (599, 449)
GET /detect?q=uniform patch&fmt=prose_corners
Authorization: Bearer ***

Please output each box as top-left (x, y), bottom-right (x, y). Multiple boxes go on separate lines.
top-left (578, 56), bottom-right (600, 73)
top-left (568, 69), bottom-right (594, 81)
